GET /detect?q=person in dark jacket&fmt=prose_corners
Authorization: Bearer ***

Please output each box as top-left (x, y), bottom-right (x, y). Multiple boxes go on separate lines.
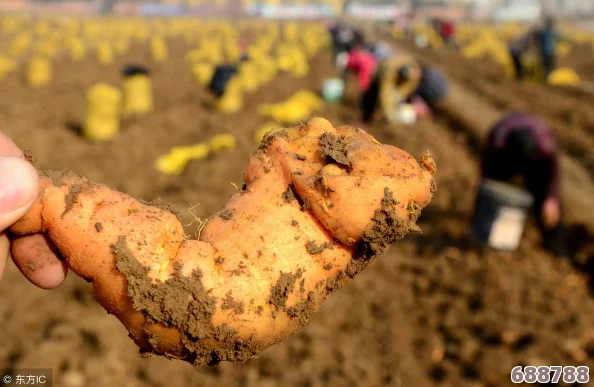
top-left (480, 113), bottom-right (566, 257)
top-left (536, 17), bottom-right (561, 81)
top-left (329, 21), bottom-right (364, 66)
top-left (508, 28), bottom-right (537, 80)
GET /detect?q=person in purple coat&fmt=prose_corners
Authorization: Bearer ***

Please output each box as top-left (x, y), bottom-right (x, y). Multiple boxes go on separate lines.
top-left (480, 113), bottom-right (567, 257)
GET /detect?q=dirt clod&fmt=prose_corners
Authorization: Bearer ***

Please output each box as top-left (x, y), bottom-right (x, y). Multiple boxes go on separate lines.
top-left (140, 198), bottom-right (182, 222)
top-left (351, 188), bottom-right (411, 277)
top-left (110, 235), bottom-right (255, 366)
top-left (306, 240), bottom-right (334, 255)
top-left (62, 183), bottom-right (83, 217)
top-left (282, 186), bottom-right (296, 203)
top-left (219, 209), bottom-right (232, 220)
top-left (269, 269), bottom-right (303, 309)
top-left (221, 291), bottom-right (245, 315)
top-left (319, 132), bottom-right (351, 168)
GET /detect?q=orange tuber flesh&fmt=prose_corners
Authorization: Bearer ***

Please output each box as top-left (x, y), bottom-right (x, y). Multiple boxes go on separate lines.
top-left (9, 117), bottom-right (436, 366)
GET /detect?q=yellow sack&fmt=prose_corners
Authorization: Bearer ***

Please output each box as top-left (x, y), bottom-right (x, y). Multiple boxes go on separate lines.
top-left (25, 56), bottom-right (52, 87)
top-left (151, 36), bottom-right (168, 63)
top-left (237, 66), bottom-right (260, 92)
top-left (187, 143), bottom-right (210, 160)
top-left (68, 39), bottom-right (87, 62)
top-left (83, 83), bottom-right (122, 142)
top-left (259, 101), bottom-right (312, 124)
top-left (276, 55), bottom-right (293, 72)
top-left (10, 33), bottom-right (32, 57)
top-left (208, 134), bottom-right (237, 152)
top-left (155, 148), bottom-right (193, 176)
top-left (225, 43), bottom-right (241, 63)
top-left (291, 56), bottom-right (309, 78)
top-left (548, 67), bottom-right (581, 87)
top-left (216, 78), bottom-right (243, 113)
top-left (290, 90), bottom-right (324, 111)
top-left (155, 142), bottom-right (212, 175)
top-left (97, 42), bottom-right (114, 66)
top-left (123, 75), bottom-right (153, 116)
top-left (216, 91), bottom-right (243, 114)
top-left (191, 63), bottom-right (214, 86)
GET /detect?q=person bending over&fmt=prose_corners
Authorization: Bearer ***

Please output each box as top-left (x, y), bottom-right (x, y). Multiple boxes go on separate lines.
top-left (480, 113), bottom-right (567, 257)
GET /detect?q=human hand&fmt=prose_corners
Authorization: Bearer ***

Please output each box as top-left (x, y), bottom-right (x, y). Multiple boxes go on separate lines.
top-left (541, 197), bottom-right (560, 230)
top-left (0, 131), bottom-right (67, 288)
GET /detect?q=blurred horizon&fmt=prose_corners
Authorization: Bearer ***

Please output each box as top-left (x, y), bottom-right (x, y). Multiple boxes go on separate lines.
top-left (0, 0), bottom-right (592, 21)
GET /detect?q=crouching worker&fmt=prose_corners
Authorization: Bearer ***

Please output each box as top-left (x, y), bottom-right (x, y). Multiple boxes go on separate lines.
top-left (377, 56), bottom-right (449, 123)
top-left (480, 113), bottom-right (567, 257)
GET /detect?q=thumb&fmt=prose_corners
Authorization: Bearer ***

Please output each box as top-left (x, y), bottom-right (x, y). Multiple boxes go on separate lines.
top-left (0, 156), bottom-right (39, 232)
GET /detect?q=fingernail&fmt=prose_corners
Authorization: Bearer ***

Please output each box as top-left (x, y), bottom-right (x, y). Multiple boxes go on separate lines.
top-left (0, 156), bottom-right (38, 214)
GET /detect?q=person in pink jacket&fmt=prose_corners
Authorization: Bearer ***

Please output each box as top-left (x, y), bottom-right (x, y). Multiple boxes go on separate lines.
top-left (338, 39), bottom-right (378, 126)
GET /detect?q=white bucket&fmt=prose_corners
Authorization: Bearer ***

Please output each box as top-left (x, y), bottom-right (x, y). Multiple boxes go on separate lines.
top-left (395, 104), bottom-right (417, 125)
top-left (322, 78), bottom-right (344, 103)
top-left (487, 207), bottom-right (528, 250)
top-left (471, 179), bottom-right (534, 251)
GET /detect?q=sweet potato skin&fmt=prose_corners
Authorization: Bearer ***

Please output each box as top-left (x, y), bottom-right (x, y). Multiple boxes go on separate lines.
top-left (9, 117), bottom-right (436, 366)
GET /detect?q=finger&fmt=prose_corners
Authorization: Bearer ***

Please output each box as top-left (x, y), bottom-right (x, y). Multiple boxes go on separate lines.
top-left (0, 233), bottom-right (9, 282)
top-left (0, 156), bottom-right (39, 232)
top-left (0, 131), bottom-right (24, 157)
top-left (11, 234), bottom-right (68, 290)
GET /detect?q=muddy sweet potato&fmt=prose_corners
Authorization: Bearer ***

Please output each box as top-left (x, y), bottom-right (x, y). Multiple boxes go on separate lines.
top-left (9, 117), bottom-right (436, 366)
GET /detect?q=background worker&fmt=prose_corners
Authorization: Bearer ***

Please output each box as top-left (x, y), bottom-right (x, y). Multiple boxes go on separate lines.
top-left (339, 45), bottom-right (449, 125)
top-left (536, 17), bottom-right (562, 81)
top-left (508, 27), bottom-right (537, 80)
top-left (439, 19), bottom-right (456, 48)
top-left (479, 113), bottom-right (567, 258)
top-left (377, 56), bottom-right (449, 123)
top-left (338, 38), bottom-right (378, 126)
top-left (329, 20), bottom-right (364, 65)
top-left (208, 54), bottom-right (250, 98)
